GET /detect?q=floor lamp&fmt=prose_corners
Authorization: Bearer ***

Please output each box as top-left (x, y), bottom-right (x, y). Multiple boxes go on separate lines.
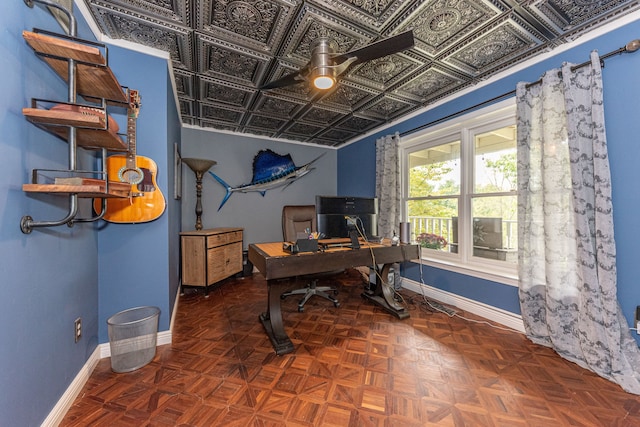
top-left (182, 158), bottom-right (216, 230)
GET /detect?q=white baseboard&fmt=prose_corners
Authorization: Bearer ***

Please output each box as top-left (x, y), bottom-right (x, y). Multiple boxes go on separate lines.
top-left (99, 329), bottom-right (172, 358)
top-left (43, 330), bottom-right (173, 427)
top-left (40, 346), bottom-right (101, 427)
top-left (45, 287), bottom-right (180, 426)
top-left (401, 277), bottom-right (525, 333)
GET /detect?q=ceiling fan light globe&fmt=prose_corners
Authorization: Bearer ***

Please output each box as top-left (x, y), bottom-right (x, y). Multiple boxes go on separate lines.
top-left (313, 75), bottom-right (335, 89)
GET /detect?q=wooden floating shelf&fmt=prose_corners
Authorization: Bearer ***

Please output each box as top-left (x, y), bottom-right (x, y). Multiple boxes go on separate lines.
top-left (23, 179), bottom-right (131, 198)
top-left (22, 107), bottom-right (107, 128)
top-left (20, 27), bottom-right (137, 232)
top-left (23, 30), bottom-right (127, 104)
top-left (22, 107), bottom-right (127, 151)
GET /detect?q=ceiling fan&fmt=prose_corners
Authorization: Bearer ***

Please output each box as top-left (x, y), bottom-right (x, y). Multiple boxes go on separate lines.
top-left (260, 31), bottom-right (415, 91)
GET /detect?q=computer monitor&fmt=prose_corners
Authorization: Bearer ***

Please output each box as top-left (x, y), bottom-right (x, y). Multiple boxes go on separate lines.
top-left (315, 196), bottom-right (378, 239)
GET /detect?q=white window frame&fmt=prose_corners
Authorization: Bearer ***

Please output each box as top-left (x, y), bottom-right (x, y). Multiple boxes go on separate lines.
top-left (400, 98), bottom-right (518, 286)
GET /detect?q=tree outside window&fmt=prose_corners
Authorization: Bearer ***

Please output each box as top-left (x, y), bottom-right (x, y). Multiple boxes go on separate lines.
top-left (405, 118), bottom-right (517, 270)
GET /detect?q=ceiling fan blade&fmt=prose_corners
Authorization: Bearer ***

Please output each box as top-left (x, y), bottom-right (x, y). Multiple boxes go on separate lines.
top-left (261, 31), bottom-right (414, 91)
top-left (260, 65), bottom-right (309, 90)
top-left (334, 31), bottom-right (414, 65)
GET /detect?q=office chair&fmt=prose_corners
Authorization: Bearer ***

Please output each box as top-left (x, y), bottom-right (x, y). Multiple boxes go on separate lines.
top-left (281, 205), bottom-right (340, 312)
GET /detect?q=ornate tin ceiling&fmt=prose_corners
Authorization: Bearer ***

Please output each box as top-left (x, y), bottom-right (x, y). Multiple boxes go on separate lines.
top-left (80, 0), bottom-right (640, 147)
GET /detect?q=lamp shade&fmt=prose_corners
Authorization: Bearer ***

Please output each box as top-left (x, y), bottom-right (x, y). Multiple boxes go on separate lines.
top-left (182, 158), bottom-right (217, 173)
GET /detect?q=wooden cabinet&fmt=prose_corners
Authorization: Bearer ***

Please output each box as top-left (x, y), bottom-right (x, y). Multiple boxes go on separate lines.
top-left (180, 228), bottom-right (243, 294)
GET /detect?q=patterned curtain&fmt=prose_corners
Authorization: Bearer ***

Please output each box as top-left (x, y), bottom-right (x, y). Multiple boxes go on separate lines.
top-left (516, 51), bottom-right (640, 394)
top-left (376, 132), bottom-right (401, 289)
top-left (375, 132), bottom-right (400, 239)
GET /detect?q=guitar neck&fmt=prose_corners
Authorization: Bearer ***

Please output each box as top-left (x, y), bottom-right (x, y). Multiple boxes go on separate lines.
top-left (126, 112), bottom-right (136, 167)
top-left (126, 89), bottom-right (139, 168)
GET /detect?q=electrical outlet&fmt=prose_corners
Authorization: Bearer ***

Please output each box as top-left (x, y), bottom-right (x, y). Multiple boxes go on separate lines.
top-left (74, 318), bottom-right (82, 343)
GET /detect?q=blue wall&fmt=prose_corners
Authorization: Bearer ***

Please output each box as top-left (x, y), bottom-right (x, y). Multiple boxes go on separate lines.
top-left (338, 139), bottom-right (376, 197)
top-left (96, 46), bottom-right (172, 343)
top-left (338, 18), bottom-right (640, 338)
top-left (0, 3), bottom-right (177, 426)
top-left (0, 5), bottom-right (100, 426)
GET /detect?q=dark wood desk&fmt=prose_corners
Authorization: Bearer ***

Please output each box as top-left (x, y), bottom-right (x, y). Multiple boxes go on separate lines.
top-left (248, 240), bottom-right (420, 355)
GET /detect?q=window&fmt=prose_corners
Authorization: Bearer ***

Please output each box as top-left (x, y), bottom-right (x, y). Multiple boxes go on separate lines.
top-left (401, 100), bottom-right (517, 283)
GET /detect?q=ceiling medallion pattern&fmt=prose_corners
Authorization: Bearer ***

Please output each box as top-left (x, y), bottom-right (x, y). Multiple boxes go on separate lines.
top-left (363, 95), bottom-right (413, 119)
top-left (208, 48), bottom-right (260, 80)
top-left (354, 55), bottom-right (416, 87)
top-left (201, 80), bottom-right (251, 107)
top-left (200, 104), bottom-right (242, 123)
top-left (320, 83), bottom-right (375, 108)
top-left (411, 0), bottom-right (499, 53)
top-left (321, 127), bottom-right (356, 141)
top-left (173, 70), bottom-right (193, 98)
top-left (260, 97), bottom-right (302, 116)
top-left (213, 1), bottom-right (270, 41)
top-left (81, 0), bottom-right (640, 147)
top-left (302, 107), bottom-right (343, 124)
top-left (346, 0), bottom-right (393, 17)
top-left (451, 24), bottom-right (532, 72)
top-left (339, 115), bottom-right (378, 132)
top-left (247, 114), bottom-right (285, 130)
top-left (399, 67), bottom-right (464, 102)
top-left (315, 0), bottom-right (406, 30)
top-left (554, 0), bottom-right (624, 24)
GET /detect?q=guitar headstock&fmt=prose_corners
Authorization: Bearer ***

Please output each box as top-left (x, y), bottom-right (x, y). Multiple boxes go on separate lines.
top-left (129, 89), bottom-right (141, 119)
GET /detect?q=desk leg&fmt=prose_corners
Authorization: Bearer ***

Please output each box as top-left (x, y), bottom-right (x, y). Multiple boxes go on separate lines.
top-left (259, 279), bottom-right (295, 355)
top-left (362, 263), bottom-right (410, 320)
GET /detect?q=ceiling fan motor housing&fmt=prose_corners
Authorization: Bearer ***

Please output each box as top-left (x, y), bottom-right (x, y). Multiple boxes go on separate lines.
top-left (311, 38), bottom-right (336, 88)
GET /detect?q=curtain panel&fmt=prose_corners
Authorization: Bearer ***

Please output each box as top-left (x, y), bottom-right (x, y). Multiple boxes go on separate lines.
top-left (376, 132), bottom-right (401, 288)
top-left (516, 51), bottom-right (640, 394)
top-left (375, 132), bottom-right (400, 239)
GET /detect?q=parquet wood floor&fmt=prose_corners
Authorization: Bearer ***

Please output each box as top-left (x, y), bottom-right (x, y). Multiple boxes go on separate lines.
top-left (61, 269), bottom-right (640, 426)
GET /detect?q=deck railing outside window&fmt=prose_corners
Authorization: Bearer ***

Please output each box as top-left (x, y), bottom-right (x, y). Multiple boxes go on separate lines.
top-left (407, 216), bottom-right (517, 250)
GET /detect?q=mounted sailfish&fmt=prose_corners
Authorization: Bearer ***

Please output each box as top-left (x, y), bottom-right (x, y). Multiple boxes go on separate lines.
top-left (209, 149), bottom-right (324, 210)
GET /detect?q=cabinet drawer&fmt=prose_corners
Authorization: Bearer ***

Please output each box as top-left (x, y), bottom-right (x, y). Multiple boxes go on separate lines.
top-left (207, 230), bottom-right (243, 248)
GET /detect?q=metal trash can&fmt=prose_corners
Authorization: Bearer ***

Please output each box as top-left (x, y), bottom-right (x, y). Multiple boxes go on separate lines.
top-left (107, 306), bottom-right (160, 373)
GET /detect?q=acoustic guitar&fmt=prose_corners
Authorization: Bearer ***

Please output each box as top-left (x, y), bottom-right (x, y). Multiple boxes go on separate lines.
top-left (93, 89), bottom-right (166, 223)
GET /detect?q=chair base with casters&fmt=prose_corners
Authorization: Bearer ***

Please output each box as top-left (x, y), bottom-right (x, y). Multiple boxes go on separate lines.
top-left (281, 277), bottom-right (340, 312)
top-left (280, 205), bottom-right (342, 312)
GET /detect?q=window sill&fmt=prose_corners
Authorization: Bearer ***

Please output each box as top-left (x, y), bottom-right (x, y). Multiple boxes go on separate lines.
top-left (410, 254), bottom-right (519, 287)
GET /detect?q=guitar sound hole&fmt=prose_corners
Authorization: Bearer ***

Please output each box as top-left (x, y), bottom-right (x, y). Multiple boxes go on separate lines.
top-left (119, 167), bottom-right (144, 185)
